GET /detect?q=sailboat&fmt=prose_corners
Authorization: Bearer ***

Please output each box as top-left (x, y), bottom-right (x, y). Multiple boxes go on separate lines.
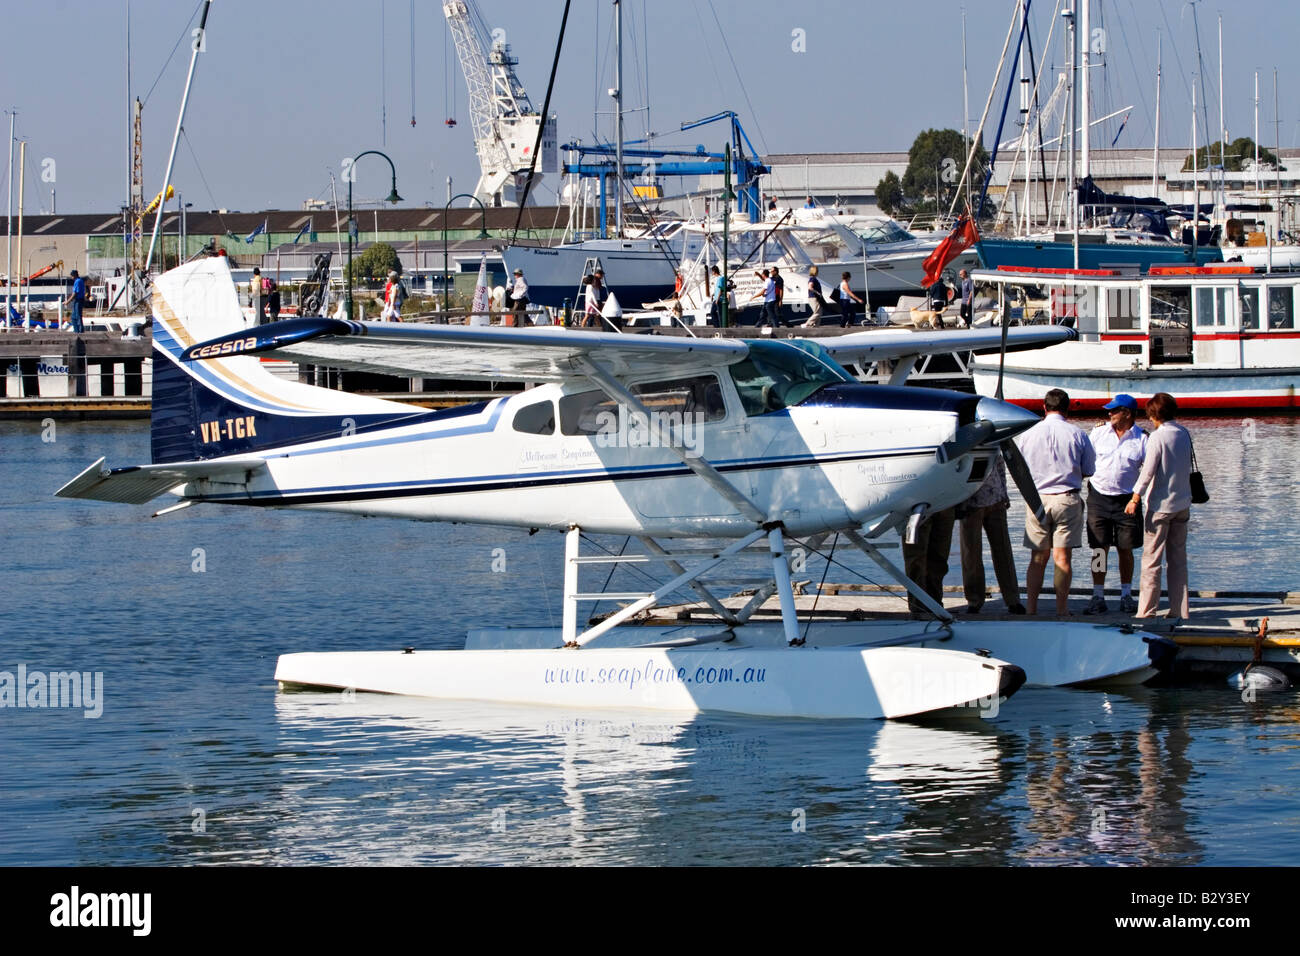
top-left (977, 0), bottom-right (1222, 273)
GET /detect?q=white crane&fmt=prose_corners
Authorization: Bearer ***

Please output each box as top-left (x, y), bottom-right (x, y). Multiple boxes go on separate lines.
top-left (442, 0), bottom-right (556, 206)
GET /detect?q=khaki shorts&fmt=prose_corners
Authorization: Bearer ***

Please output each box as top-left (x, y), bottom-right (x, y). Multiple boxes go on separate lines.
top-left (1023, 490), bottom-right (1084, 550)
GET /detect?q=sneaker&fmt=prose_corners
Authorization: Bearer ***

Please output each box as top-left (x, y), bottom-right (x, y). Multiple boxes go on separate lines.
top-left (1118, 595), bottom-right (1138, 614)
top-left (1007, 604), bottom-right (1027, 615)
top-left (1083, 595), bottom-right (1108, 615)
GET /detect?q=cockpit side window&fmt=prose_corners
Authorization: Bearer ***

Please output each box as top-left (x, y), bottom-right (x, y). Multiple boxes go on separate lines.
top-left (512, 400), bottom-right (556, 435)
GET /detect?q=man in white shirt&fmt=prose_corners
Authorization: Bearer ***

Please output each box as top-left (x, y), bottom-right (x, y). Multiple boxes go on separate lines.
top-left (1084, 394), bottom-right (1147, 614)
top-left (1016, 388), bottom-right (1096, 616)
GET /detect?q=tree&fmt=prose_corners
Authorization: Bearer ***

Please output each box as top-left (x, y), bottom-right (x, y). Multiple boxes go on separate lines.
top-left (900, 128), bottom-right (988, 218)
top-left (1182, 137), bottom-right (1281, 172)
top-left (875, 170), bottom-right (904, 217)
top-left (348, 242), bottom-right (401, 284)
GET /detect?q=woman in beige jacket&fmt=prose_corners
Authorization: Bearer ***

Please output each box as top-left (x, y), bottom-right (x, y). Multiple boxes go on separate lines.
top-left (1124, 392), bottom-right (1193, 620)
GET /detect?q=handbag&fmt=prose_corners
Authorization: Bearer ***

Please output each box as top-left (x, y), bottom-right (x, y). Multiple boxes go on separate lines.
top-left (1189, 440), bottom-right (1209, 504)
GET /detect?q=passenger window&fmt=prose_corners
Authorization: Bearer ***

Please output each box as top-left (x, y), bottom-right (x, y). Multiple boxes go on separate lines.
top-left (1239, 287), bottom-right (1260, 329)
top-left (1268, 287), bottom-right (1294, 329)
top-left (1106, 287), bottom-right (1140, 330)
top-left (559, 375), bottom-right (726, 436)
top-left (512, 400), bottom-right (555, 435)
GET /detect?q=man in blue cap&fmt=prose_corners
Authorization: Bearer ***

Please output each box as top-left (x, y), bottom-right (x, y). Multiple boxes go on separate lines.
top-left (1085, 393), bottom-right (1148, 614)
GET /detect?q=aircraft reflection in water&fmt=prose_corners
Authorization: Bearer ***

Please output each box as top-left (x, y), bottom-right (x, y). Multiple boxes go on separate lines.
top-left (261, 690), bottom-right (1208, 865)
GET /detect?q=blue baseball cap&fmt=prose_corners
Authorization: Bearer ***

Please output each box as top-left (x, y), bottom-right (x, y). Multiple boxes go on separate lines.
top-left (1102, 393), bottom-right (1138, 411)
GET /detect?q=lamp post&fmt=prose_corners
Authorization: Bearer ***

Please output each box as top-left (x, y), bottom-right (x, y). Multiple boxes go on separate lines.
top-left (345, 149), bottom-right (402, 320)
top-left (442, 192), bottom-right (488, 319)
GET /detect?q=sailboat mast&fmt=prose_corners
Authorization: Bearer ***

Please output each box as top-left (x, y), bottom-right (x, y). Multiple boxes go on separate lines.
top-left (1078, 0), bottom-right (1090, 181)
top-left (1192, 79), bottom-right (1199, 258)
top-left (144, 0), bottom-right (213, 276)
top-left (613, 0), bottom-right (624, 239)
top-left (1254, 71), bottom-right (1260, 195)
top-left (1152, 34), bottom-right (1161, 195)
top-left (962, 6), bottom-right (970, 210)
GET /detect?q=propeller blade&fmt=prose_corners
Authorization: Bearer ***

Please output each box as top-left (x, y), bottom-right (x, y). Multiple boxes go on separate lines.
top-left (1001, 441), bottom-right (1045, 523)
top-left (937, 419), bottom-right (995, 464)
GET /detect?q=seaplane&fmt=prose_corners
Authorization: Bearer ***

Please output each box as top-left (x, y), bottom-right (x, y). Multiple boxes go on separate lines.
top-left (57, 257), bottom-right (1174, 720)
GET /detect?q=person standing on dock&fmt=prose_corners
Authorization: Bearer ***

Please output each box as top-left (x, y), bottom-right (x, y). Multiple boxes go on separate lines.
top-left (751, 269), bottom-right (784, 328)
top-left (1017, 388), bottom-right (1096, 617)
top-left (64, 270), bottom-right (86, 334)
top-left (267, 278), bottom-right (281, 322)
top-left (902, 507), bottom-right (957, 619)
top-left (583, 270), bottom-right (609, 328)
top-left (837, 272), bottom-right (863, 328)
top-left (250, 267), bottom-right (264, 321)
top-left (802, 265), bottom-right (825, 327)
top-left (709, 265), bottom-right (725, 325)
top-left (959, 455), bottom-right (1026, 615)
top-left (771, 266), bottom-right (787, 327)
top-left (959, 269), bottom-right (974, 329)
top-left (509, 269), bottom-right (529, 325)
top-left (1126, 392), bottom-right (1193, 622)
top-left (1085, 394), bottom-right (1147, 615)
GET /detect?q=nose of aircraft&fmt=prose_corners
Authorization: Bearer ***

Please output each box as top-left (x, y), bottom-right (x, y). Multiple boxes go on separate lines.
top-left (974, 396), bottom-right (1040, 443)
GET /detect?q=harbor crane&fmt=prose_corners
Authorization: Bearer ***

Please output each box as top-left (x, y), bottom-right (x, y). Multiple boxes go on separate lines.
top-left (442, 0), bottom-right (557, 207)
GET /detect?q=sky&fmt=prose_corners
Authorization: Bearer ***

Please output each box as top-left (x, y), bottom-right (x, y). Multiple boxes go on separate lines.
top-left (2, 0), bottom-right (1299, 215)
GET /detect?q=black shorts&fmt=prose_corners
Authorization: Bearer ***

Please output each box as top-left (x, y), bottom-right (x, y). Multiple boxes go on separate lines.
top-left (1086, 485), bottom-right (1143, 550)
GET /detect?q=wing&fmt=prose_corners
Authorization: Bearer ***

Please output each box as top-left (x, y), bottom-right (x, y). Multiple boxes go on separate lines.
top-left (821, 325), bottom-right (1076, 365)
top-left (180, 317), bottom-right (749, 383)
top-left (56, 456), bottom-right (267, 504)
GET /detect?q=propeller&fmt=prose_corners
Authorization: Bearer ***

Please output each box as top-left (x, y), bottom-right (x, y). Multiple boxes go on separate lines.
top-left (993, 284), bottom-right (1046, 522)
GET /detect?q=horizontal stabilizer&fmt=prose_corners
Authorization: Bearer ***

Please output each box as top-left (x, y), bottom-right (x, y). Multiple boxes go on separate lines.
top-left (55, 456), bottom-right (267, 505)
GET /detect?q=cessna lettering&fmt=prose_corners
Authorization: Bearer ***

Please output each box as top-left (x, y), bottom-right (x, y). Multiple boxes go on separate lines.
top-left (189, 335), bottom-right (257, 359)
top-left (198, 416), bottom-right (257, 443)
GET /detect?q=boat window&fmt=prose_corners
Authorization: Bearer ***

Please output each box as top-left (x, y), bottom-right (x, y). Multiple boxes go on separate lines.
top-left (1240, 286), bottom-right (1260, 330)
top-left (559, 375), bottom-right (726, 436)
top-left (1268, 287), bottom-right (1295, 329)
top-left (1106, 287), bottom-right (1140, 331)
top-left (1150, 286), bottom-right (1191, 329)
top-left (512, 400), bottom-right (555, 436)
top-left (858, 220), bottom-right (914, 245)
top-left (1195, 287), bottom-right (1229, 327)
top-left (728, 339), bottom-right (855, 416)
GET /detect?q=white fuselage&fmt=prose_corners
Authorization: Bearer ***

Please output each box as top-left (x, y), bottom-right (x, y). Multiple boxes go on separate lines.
top-left (183, 380), bottom-right (981, 538)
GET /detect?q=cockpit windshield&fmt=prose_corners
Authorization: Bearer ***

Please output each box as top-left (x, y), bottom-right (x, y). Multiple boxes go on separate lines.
top-left (858, 220), bottom-right (915, 245)
top-left (728, 340), bottom-right (855, 416)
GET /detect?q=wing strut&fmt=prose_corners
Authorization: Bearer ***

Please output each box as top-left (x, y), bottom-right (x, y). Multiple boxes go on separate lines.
top-left (843, 529), bottom-right (955, 625)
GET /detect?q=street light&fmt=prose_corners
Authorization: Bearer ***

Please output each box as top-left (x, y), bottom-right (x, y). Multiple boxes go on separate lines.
top-left (442, 192), bottom-right (489, 320)
top-left (345, 149), bottom-right (403, 320)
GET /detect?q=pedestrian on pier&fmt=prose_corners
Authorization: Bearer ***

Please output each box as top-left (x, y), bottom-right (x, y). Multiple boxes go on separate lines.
top-left (1127, 392), bottom-right (1193, 621)
top-left (1085, 394), bottom-right (1147, 614)
top-left (64, 270), bottom-right (86, 333)
top-left (837, 272), bottom-right (863, 328)
top-left (959, 455), bottom-right (1026, 614)
top-left (1018, 388), bottom-right (1096, 617)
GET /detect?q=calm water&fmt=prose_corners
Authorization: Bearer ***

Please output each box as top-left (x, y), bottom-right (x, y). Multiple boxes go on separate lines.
top-left (2, 415), bottom-right (1299, 866)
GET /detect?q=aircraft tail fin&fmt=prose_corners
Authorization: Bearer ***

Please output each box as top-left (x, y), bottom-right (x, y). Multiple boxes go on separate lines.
top-left (149, 258), bottom-right (416, 463)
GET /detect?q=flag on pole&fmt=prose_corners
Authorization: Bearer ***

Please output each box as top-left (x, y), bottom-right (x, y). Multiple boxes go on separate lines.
top-left (1110, 113), bottom-right (1130, 148)
top-left (244, 218), bottom-right (267, 244)
top-left (469, 254), bottom-right (490, 325)
top-left (921, 216), bottom-right (979, 288)
top-left (292, 219), bottom-right (312, 244)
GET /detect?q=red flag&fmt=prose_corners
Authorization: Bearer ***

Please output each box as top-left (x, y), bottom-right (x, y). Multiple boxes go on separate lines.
top-left (921, 216), bottom-right (979, 287)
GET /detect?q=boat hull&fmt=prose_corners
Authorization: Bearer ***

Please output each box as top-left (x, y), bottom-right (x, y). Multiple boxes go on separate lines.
top-left (978, 236), bottom-right (1223, 272)
top-left (275, 644), bottom-right (1025, 720)
top-left (501, 243), bottom-right (677, 308)
top-left (971, 363), bottom-right (1300, 410)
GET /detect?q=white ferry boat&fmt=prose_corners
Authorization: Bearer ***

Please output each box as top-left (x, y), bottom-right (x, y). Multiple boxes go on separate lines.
top-left (969, 264), bottom-right (1300, 410)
